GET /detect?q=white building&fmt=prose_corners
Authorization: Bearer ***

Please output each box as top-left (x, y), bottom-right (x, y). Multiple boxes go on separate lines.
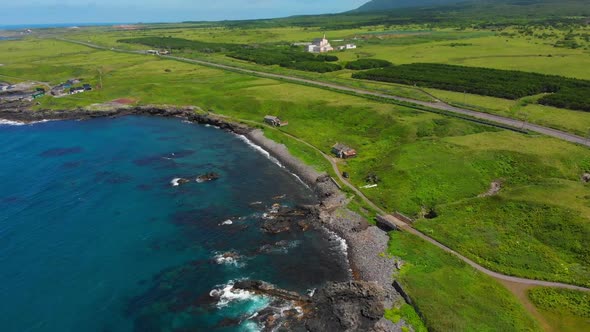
top-left (308, 34), bottom-right (334, 53)
top-left (337, 44), bottom-right (357, 51)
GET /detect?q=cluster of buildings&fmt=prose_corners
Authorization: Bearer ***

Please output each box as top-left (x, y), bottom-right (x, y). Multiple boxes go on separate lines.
top-left (0, 82), bottom-right (47, 102)
top-left (51, 79), bottom-right (92, 96)
top-left (305, 34), bottom-right (356, 53)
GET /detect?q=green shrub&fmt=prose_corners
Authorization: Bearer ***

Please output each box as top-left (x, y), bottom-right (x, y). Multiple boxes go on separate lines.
top-left (345, 59), bottom-right (392, 70)
top-left (528, 288), bottom-right (590, 318)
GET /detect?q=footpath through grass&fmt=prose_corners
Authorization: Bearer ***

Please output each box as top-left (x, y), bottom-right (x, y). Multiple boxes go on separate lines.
top-left (389, 231), bottom-right (541, 332)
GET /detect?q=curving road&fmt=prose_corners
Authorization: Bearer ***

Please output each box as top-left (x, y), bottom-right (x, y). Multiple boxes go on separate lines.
top-left (59, 38), bottom-right (590, 292)
top-left (266, 125), bottom-right (590, 292)
top-left (58, 38), bottom-right (590, 147)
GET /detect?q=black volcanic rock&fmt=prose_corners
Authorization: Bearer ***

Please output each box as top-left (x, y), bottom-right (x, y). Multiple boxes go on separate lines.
top-left (306, 281), bottom-right (386, 332)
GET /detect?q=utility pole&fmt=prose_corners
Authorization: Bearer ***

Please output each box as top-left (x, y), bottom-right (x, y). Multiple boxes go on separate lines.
top-left (97, 68), bottom-right (103, 90)
top-left (521, 112), bottom-right (528, 130)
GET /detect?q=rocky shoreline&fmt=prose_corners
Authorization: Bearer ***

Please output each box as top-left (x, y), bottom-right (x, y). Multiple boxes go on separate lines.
top-left (0, 105), bottom-right (404, 331)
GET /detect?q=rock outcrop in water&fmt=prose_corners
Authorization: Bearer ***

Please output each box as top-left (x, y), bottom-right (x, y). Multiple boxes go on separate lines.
top-left (232, 280), bottom-right (391, 332)
top-left (196, 172), bottom-right (220, 183)
top-left (261, 205), bottom-right (316, 234)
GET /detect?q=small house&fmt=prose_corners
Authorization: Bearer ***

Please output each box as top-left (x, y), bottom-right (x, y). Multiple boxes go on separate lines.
top-left (159, 50), bottom-right (170, 55)
top-left (332, 143), bottom-right (357, 159)
top-left (264, 115), bottom-right (288, 127)
top-left (69, 87), bottom-right (85, 95)
top-left (147, 50), bottom-right (160, 55)
top-left (83, 84), bottom-right (92, 91)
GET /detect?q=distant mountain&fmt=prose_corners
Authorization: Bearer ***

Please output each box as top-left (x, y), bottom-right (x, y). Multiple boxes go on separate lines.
top-left (353, 0), bottom-right (589, 13)
top-left (355, 0), bottom-right (460, 12)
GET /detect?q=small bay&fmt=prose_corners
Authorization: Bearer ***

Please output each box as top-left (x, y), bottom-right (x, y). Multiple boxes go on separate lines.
top-left (0, 116), bottom-right (349, 331)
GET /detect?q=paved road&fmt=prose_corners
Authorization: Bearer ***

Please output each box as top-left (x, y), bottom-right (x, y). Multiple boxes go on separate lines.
top-left (60, 38), bottom-right (590, 292)
top-left (59, 38), bottom-right (590, 148)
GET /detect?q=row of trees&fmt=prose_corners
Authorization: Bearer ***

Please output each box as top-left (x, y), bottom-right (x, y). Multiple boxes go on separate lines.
top-left (118, 37), bottom-right (240, 53)
top-left (352, 63), bottom-right (566, 99)
top-left (539, 87), bottom-right (590, 112)
top-left (228, 49), bottom-right (342, 73)
top-left (353, 63), bottom-right (590, 112)
top-left (345, 59), bottom-right (392, 70)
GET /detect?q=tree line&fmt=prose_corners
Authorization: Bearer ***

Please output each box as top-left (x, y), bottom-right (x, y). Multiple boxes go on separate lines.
top-left (118, 37), bottom-right (241, 53)
top-left (228, 48), bottom-right (342, 73)
top-left (345, 59), bottom-right (392, 70)
top-left (353, 63), bottom-right (590, 112)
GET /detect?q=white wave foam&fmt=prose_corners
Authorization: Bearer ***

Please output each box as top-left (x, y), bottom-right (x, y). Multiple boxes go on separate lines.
top-left (323, 228), bottom-right (352, 277)
top-left (170, 178), bottom-right (182, 187)
top-left (237, 135), bottom-right (282, 167)
top-left (30, 119), bottom-right (54, 125)
top-left (209, 280), bottom-right (268, 309)
top-left (236, 135), bottom-right (309, 188)
top-left (221, 219), bottom-right (233, 225)
top-left (0, 119), bottom-right (25, 126)
top-left (213, 252), bottom-right (244, 267)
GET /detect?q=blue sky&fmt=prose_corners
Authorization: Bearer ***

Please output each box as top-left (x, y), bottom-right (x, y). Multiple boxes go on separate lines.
top-left (0, 0), bottom-right (368, 25)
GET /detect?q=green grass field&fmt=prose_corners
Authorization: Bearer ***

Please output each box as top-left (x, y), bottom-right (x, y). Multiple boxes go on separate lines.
top-left (2, 35), bottom-right (590, 329)
top-left (389, 231), bottom-right (541, 332)
top-left (46, 22), bottom-right (590, 136)
top-left (528, 287), bottom-right (590, 332)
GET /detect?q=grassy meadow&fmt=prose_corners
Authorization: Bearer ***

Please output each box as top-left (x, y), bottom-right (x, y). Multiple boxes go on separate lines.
top-left (2, 33), bottom-right (590, 329)
top-left (388, 231), bottom-right (541, 332)
top-left (527, 287), bottom-right (590, 332)
top-left (52, 22), bottom-right (590, 135)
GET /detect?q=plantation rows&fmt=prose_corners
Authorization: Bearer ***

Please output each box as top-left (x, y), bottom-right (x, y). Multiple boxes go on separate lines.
top-left (228, 49), bottom-right (342, 73)
top-left (118, 37), bottom-right (241, 53)
top-left (345, 59), bottom-right (392, 70)
top-left (353, 63), bottom-right (590, 112)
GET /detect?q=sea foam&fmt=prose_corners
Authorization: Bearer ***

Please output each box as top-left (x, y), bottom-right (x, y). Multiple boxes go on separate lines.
top-left (209, 280), bottom-right (269, 309)
top-left (0, 119), bottom-right (25, 126)
top-left (236, 135), bottom-right (309, 187)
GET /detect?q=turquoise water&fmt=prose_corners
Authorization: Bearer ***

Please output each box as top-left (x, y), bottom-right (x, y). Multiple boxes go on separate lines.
top-left (0, 116), bottom-right (349, 331)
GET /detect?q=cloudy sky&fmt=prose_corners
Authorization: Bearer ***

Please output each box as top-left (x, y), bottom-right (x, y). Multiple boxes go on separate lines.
top-left (1, 0), bottom-right (368, 25)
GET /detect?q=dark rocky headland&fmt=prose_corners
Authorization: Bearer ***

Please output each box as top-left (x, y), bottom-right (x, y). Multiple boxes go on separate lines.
top-left (0, 105), bottom-right (406, 331)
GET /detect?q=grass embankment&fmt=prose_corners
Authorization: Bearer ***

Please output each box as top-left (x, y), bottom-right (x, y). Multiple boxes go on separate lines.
top-left (423, 88), bottom-right (590, 136)
top-left (389, 231), bottom-right (541, 332)
top-left (528, 287), bottom-right (590, 332)
top-left (3, 37), bottom-right (590, 326)
top-left (415, 133), bottom-right (590, 287)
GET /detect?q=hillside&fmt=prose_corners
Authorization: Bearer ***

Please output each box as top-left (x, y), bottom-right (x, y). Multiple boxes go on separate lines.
top-left (353, 0), bottom-right (590, 18)
top-left (355, 0), bottom-right (458, 12)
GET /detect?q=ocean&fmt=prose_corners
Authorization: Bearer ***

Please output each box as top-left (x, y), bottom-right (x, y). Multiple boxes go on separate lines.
top-left (0, 116), bottom-right (349, 331)
top-left (0, 23), bottom-right (126, 30)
